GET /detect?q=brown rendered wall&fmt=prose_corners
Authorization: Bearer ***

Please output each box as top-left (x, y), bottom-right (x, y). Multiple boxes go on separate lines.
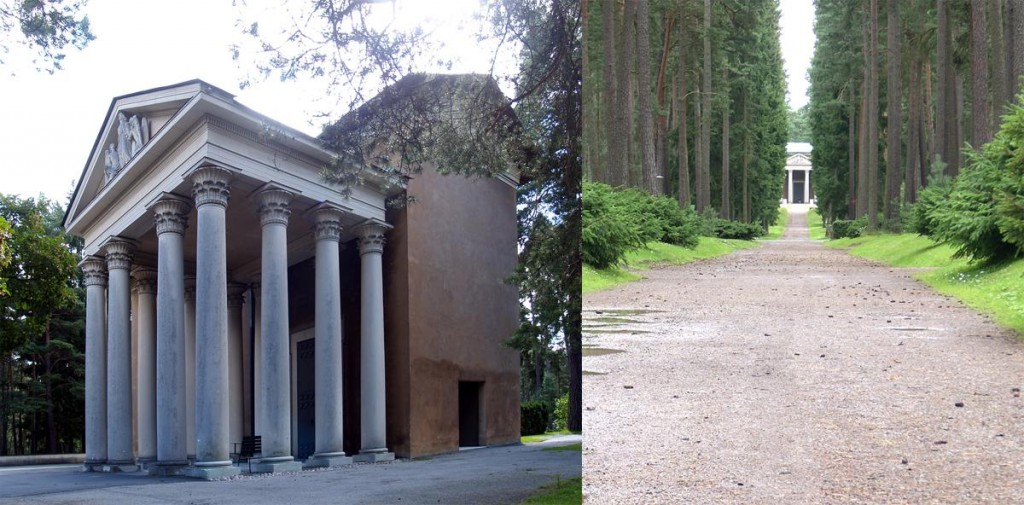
top-left (384, 166), bottom-right (521, 458)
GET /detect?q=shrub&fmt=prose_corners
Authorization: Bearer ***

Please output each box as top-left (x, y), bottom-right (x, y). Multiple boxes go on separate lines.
top-left (908, 176), bottom-right (953, 237)
top-left (707, 219), bottom-right (763, 240)
top-left (995, 98), bottom-right (1024, 252)
top-left (521, 401), bottom-right (549, 436)
top-left (830, 217), bottom-right (866, 239)
top-left (931, 144), bottom-right (1016, 263)
top-left (582, 182), bottom-right (641, 269)
top-left (553, 393), bottom-right (569, 431)
top-left (582, 182), bottom-right (701, 268)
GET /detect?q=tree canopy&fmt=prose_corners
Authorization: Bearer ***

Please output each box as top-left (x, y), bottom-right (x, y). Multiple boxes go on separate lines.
top-left (0, 0), bottom-right (94, 73)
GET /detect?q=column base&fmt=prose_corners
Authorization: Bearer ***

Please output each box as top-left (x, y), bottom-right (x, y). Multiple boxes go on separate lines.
top-left (147, 461), bottom-right (189, 476)
top-left (182, 464), bottom-right (241, 480)
top-left (353, 451), bottom-right (395, 463)
top-left (250, 457), bottom-right (303, 474)
top-left (303, 452), bottom-right (352, 469)
top-left (82, 461), bottom-right (106, 472)
top-left (96, 463), bottom-right (141, 473)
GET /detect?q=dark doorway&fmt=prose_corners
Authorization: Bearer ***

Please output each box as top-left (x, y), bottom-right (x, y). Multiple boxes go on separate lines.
top-left (296, 338), bottom-right (315, 460)
top-left (793, 170), bottom-right (806, 204)
top-left (458, 381), bottom-right (483, 447)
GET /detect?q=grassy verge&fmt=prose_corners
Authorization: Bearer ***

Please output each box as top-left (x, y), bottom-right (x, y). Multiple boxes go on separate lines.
top-left (826, 233), bottom-right (1024, 336)
top-left (764, 206), bottom-right (789, 240)
top-left (542, 442), bottom-right (581, 452)
top-left (807, 208), bottom-right (827, 240)
top-left (521, 477), bottom-right (582, 505)
top-left (583, 237), bottom-right (760, 294)
top-left (521, 430), bottom-right (575, 444)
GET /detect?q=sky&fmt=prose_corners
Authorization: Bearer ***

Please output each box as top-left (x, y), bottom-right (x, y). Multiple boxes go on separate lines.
top-left (0, 0), bottom-right (499, 202)
top-left (0, 0), bottom-right (818, 202)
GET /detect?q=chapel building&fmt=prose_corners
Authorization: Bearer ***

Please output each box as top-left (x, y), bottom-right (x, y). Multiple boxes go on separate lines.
top-left (63, 78), bottom-right (521, 479)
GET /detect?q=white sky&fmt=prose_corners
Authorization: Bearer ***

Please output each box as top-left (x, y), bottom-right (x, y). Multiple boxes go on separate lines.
top-left (1, 0), bottom-right (817, 202)
top-left (0, 0), bottom-right (502, 202)
top-left (779, 0), bottom-right (815, 110)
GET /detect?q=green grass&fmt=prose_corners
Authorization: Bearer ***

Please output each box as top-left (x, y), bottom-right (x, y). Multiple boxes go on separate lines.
top-left (542, 442), bottom-right (581, 452)
top-left (521, 429), bottom-right (575, 444)
top-left (521, 477), bottom-right (582, 505)
top-left (826, 232), bottom-right (1024, 336)
top-left (807, 208), bottom-right (827, 240)
top-left (764, 206), bottom-right (789, 240)
top-left (583, 237), bottom-right (760, 294)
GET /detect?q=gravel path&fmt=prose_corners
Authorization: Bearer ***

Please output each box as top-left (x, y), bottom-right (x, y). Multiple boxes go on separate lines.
top-left (582, 206), bottom-right (1024, 504)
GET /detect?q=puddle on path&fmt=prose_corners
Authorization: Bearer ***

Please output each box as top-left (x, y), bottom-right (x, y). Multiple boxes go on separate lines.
top-left (888, 327), bottom-right (943, 332)
top-left (587, 316), bottom-right (645, 325)
top-left (583, 346), bottom-right (626, 357)
top-left (584, 329), bottom-right (653, 335)
top-left (586, 308), bottom-right (663, 316)
top-left (583, 370), bottom-right (607, 376)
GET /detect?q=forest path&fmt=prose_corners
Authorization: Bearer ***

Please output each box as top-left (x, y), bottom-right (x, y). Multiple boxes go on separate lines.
top-left (582, 206), bottom-right (1024, 504)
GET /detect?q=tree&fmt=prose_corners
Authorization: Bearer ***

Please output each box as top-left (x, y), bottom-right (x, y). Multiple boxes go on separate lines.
top-left (788, 104), bottom-right (811, 142)
top-left (884, 0), bottom-right (902, 223)
top-left (0, 194), bottom-right (83, 455)
top-left (697, 0), bottom-right (712, 212)
top-left (970, 0), bottom-right (992, 146)
top-left (636, 0), bottom-right (658, 195)
top-left (0, 0), bottom-right (94, 72)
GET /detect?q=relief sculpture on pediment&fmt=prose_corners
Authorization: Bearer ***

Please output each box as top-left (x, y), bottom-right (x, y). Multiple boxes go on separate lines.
top-left (104, 112), bottom-right (151, 183)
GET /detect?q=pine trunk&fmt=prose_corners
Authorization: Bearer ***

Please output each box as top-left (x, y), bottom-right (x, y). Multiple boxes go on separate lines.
top-left (884, 0), bottom-right (901, 223)
top-left (1011, 0), bottom-right (1024, 96)
top-left (678, 13), bottom-right (691, 209)
top-left (656, 12), bottom-right (675, 196)
top-left (867, 0), bottom-right (879, 229)
top-left (699, 0), bottom-right (712, 212)
top-left (742, 89), bottom-right (751, 223)
top-left (990, 0), bottom-right (1008, 125)
top-left (848, 84), bottom-right (858, 219)
top-left (636, 0), bottom-right (658, 195)
top-left (907, 55), bottom-right (923, 203)
top-left (602, 0), bottom-right (621, 185)
top-left (720, 88), bottom-right (730, 219)
top-left (620, 0), bottom-right (638, 187)
top-left (970, 0), bottom-right (992, 146)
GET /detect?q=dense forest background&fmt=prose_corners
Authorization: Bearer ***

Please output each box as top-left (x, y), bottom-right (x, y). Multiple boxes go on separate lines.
top-left (808, 0), bottom-right (1024, 229)
top-left (583, 0), bottom-right (789, 228)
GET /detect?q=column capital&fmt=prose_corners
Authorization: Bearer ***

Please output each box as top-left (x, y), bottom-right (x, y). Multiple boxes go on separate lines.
top-left (355, 221), bottom-right (392, 256)
top-left (227, 282), bottom-right (246, 308)
top-left (257, 188), bottom-right (294, 227)
top-left (80, 256), bottom-right (108, 287)
top-left (103, 238), bottom-right (137, 271)
top-left (191, 165), bottom-right (232, 208)
top-left (132, 267), bottom-right (158, 295)
top-left (151, 195), bottom-right (192, 235)
top-left (312, 205), bottom-right (345, 242)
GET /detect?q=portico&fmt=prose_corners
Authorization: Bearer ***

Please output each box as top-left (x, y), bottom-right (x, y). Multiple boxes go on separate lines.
top-left (66, 81), bottom-right (399, 479)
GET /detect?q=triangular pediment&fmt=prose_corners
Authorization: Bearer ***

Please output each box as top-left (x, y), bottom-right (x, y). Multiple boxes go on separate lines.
top-left (63, 80), bottom-right (234, 229)
top-left (787, 153), bottom-right (812, 168)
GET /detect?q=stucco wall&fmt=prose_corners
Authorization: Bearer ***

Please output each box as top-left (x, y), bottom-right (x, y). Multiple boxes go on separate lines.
top-left (384, 166), bottom-right (520, 458)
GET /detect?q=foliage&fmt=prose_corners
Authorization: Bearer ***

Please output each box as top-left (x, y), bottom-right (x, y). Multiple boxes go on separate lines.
top-left (0, 194), bottom-right (84, 455)
top-left (553, 393), bottom-right (568, 431)
top-left (0, 215), bottom-right (10, 295)
top-left (930, 144), bottom-right (1015, 263)
top-left (0, 0), bottom-right (94, 72)
top-left (831, 217), bottom-right (867, 239)
top-left (582, 181), bottom-right (701, 268)
top-left (704, 218), bottom-right (763, 240)
top-left (907, 176), bottom-right (953, 237)
top-left (788, 104), bottom-right (811, 142)
top-left (520, 401), bottom-right (549, 436)
top-left (994, 98), bottom-right (1024, 252)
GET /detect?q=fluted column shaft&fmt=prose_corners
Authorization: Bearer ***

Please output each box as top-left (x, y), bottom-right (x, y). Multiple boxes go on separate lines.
top-left (133, 268), bottom-right (158, 462)
top-left (191, 166), bottom-right (233, 470)
top-left (257, 188), bottom-right (295, 464)
top-left (81, 258), bottom-right (108, 467)
top-left (356, 222), bottom-right (391, 458)
top-left (104, 238), bottom-right (136, 465)
top-left (184, 276), bottom-right (196, 458)
top-left (152, 196), bottom-right (190, 469)
top-left (308, 207), bottom-right (347, 466)
top-left (227, 283), bottom-right (245, 448)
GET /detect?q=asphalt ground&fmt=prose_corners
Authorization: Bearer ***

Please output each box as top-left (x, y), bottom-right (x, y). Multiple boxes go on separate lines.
top-left (0, 436), bottom-right (581, 504)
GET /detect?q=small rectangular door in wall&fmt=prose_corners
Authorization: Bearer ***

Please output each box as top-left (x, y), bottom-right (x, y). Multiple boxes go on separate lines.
top-left (296, 338), bottom-right (315, 460)
top-left (458, 381), bottom-right (482, 447)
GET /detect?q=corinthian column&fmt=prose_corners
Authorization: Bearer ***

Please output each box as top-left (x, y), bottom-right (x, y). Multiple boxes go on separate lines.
top-left (227, 282), bottom-right (246, 449)
top-left (132, 267), bottom-right (158, 464)
top-left (354, 221), bottom-right (394, 463)
top-left (304, 205), bottom-right (350, 468)
top-left (104, 237), bottom-right (138, 471)
top-left (81, 257), bottom-right (107, 471)
top-left (253, 186), bottom-right (303, 473)
top-left (185, 165), bottom-right (239, 479)
top-left (149, 195), bottom-right (190, 475)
